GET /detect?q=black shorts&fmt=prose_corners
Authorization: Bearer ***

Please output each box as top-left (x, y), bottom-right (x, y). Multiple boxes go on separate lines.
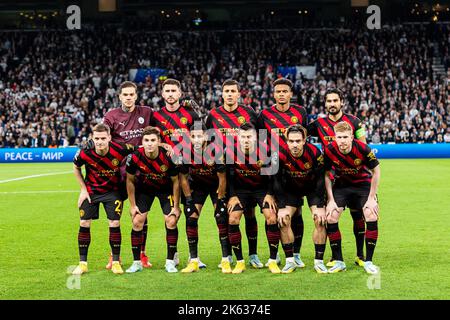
top-left (278, 189), bottom-right (325, 209)
top-left (194, 186), bottom-right (219, 205)
top-left (232, 189), bottom-right (270, 213)
top-left (333, 184), bottom-right (373, 210)
top-left (79, 191), bottom-right (123, 221)
top-left (136, 192), bottom-right (173, 215)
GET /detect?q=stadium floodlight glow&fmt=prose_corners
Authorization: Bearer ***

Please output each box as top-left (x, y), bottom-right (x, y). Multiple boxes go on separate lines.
top-left (270, 11), bottom-right (274, 15)
top-left (298, 10), bottom-right (302, 14)
top-left (432, 15), bottom-right (438, 21)
top-left (305, 10), bottom-right (308, 14)
top-left (193, 18), bottom-right (202, 26)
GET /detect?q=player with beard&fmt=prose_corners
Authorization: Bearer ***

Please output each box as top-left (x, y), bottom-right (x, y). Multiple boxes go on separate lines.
top-left (308, 88), bottom-right (368, 268)
top-left (150, 78), bottom-right (204, 267)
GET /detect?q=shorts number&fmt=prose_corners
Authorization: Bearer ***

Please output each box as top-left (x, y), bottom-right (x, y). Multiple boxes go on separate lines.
top-left (114, 200), bottom-right (123, 216)
top-left (168, 195), bottom-right (174, 208)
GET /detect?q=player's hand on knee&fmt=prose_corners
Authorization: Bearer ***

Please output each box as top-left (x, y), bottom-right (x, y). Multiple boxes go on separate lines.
top-left (78, 189), bottom-right (91, 208)
top-left (277, 212), bottom-right (289, 227)
top-left (168, 206), bottom-right (181, 218)
top-left (364, 197), bottom-right (379, 217)
top-left (326, 200), bottom-right (338, 217)
top-left (130, 205), bottom-right (142, 218)
top-left (227, 196), bottom-right (242, 214)
top-left (313, 209), bottom-right (327, 226)
top-left (263, 194), bottom-right (277, 214)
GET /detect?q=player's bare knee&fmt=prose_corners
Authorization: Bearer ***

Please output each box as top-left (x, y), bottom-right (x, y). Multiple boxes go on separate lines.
top-left (108, 220), bottom-right (120, 228)
top-left (266, 215), bottom-right (277, 225)
top-left (80, 220), bottom-right (91, 228)
top-left (229, 212), bottom-right (241, 225)
top-left (165, 216), bottom-right (177, 229)
top-left (327, 214), bottom-right (338, 224)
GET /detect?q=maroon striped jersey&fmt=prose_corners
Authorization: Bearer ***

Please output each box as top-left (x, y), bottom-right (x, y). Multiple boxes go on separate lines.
top-left (126, 146), bottom-right (179, 193)
top-left (205, 105), bottom-right (257, 149)
top-left (257, 104), bottom-right (308, 150)
top-left (227, 142), bottom-right (271, 193)
top-left (308, 113), bottom-right (363, 146)
top-left (150, 106), bottom-right (200, 148)
top-left (179, 145), bottom-right (226, 190)
top-left (103, 106), bottom-right (153, 146)
top-left (73, 142), bottom-right (135, 195)
top-left (323, 140), bottom-right (379, 187)
top-left (278, 141), bottom-right (324, 190)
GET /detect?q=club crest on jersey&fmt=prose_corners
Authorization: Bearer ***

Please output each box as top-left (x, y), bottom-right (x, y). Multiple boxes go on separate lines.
top-left (112, 158), bottom-right (120, 166)
top-left (270, 118), bottom-right (277, 123)
top-left (354, 159), bottom-right (362, 166)
top-left (138, 117), bottom-right (144, 124)
top-left (238, 116), bottom-right (246, 124)
top-left (160, 165), bottom-right (168, 172)
top-left (291, 116), bottom-right (298, 124)
top-left (180, 117), bottom-right (188, 125)
top-left (79, 209), bottom-right (85, 218)
top-left (304, 162), bottom-right (312, 169)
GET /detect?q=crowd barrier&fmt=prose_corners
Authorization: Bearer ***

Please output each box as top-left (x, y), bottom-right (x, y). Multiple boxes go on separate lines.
top-left (1, 143), bottom-right (450, 163)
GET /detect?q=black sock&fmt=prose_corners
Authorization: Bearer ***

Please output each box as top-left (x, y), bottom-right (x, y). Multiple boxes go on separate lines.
top-left (291, 213), bottom-right (304, 253)
top-left (78, 226), bottom-right (90, 262)
top-left (282, 242), bottom-right (294, 258)
top-left (215, 213), bottom-right (230, 257)
top-left (109, 227), bottom-right (121, 261)
top-left (141, 219), bottom-right (148, 254)
top-left (351, 209), bottom-right (366, 259)
top-left (186, 217), bottom-right (199, 259)
top-left (266, 223), bottom-right (280, 260)
top-left (327, 223), bottom-right (343, 261)
top-left (165, 226), bottom-right (178, 260)
top-left (245, 215), bottom-right (258, 256)
top-left (131, 229), bottom-right (142, 261)
top-left (365, 221), bottom-right (378, 262)
top-left (314, 244), bottom-right (326, 260)
top-left (228, 224), bottom-right (243, 261)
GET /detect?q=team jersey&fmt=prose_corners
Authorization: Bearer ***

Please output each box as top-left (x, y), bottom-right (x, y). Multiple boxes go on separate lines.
top-left (126, 146), bottom-right (179, 193)
top-left (205, 105), bottom-right (257, 149)
top-left (150, 105), bottom-right (200, 149)
top-left (73, 141), bottom-right (135, 195)
top-left (257, 103), bottom-right (308, 150)
top-left (103, 106), bottom-right (153, 146)
top-left (323, 140), bottom-right (379, 187)
top-left (277, 141), bottom-right (324, 190)
top-left (227, 142), bottom-right (272, 193)
top-left (307, 113), bottom-right (365, 146)
top-left (179, 145), bottom-right (226, 190)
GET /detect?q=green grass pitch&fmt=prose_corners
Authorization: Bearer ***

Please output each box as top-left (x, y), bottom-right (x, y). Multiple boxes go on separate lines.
top-left (0, 159), bottom-right (449, 300)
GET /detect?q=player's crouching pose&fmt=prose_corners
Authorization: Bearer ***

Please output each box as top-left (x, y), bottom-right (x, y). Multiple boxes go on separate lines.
top-left (125, 126), bottom-right (181, 273)
top-left (274, 125), bottom-right (328, 274)
top-left (72, 124), bottom-right (135, 275)
top-left (227, 123), bottom-right (281, 274)
top-left (179, 123), bottom-right (229, 273)
top-left (324, 122), bottom-right (381, 274)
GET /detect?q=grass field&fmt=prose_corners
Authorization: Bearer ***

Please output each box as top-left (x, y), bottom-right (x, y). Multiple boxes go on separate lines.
top-left (0, 159), bottom-right (449, 300)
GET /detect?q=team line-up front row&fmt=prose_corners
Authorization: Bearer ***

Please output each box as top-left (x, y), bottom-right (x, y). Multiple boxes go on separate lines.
top-left (72, 120), bottom-right (380, 276)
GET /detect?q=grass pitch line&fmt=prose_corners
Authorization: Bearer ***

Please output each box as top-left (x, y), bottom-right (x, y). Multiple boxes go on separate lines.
top-left (0, 171), bottom-right (73, 184)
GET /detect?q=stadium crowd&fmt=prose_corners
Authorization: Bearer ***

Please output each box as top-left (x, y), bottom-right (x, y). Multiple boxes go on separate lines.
top-left (0, 21), bottom-right (449, 148)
